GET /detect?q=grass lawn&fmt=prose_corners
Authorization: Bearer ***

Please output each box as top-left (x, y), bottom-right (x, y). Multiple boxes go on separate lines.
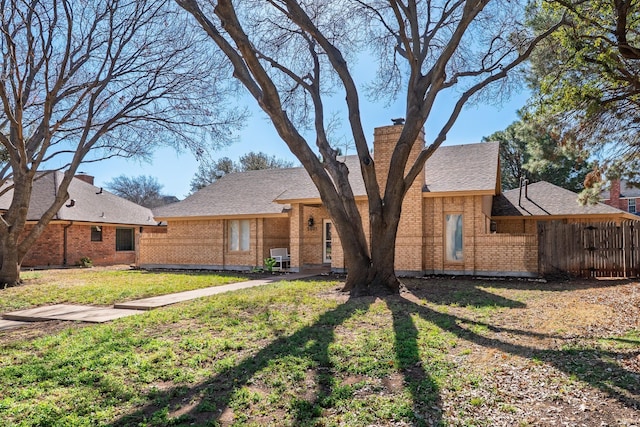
top-left (0, 270), bottom-right (639, 426)
top-left (0, 267), bottom-right (249, 312)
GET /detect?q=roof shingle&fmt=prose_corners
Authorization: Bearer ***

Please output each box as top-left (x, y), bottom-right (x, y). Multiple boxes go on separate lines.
top-left (0, 172), bottom-right (156, 226)
top-left (153, 141), bottom-right (500, 219)
top-left (492, 181), bottom-right (630, 217)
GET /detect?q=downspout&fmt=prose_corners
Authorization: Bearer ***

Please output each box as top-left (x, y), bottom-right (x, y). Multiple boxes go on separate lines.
top-left (54, 171), bottom-right (73, 266)
top-left (63, 221), bottom-right (73, 266)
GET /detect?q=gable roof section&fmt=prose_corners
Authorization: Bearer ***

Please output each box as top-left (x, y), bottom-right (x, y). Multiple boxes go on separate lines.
top-left (492, 181), bottom-right (635, 219)
top-left (274, 155), bottom-right (366, 203)
top-left (424, 142), bottom-right (499, 195)
top-left (278, 143), bottom-right (500, 201)
top-left (153, 141), bottom-right (500, 219)
top-left (153, 167), bottom-right (307, 219)
top-left (0, 171), bottom-right (156, 226)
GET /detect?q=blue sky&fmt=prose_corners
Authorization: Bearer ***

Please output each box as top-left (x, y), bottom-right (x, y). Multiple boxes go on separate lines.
top-left (81, 89), bottom-right (528, 199)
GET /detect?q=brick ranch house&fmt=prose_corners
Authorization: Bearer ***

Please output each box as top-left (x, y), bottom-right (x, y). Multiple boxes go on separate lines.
top-left (140, 124), bottom-right (635, 277)
top-left (601, 179), bottom-right (640, 215)
top-left (0, 172), bottom-right (163, 267)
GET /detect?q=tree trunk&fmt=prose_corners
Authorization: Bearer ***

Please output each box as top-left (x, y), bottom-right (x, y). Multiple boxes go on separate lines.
top-left (0, 237), bottom-right (23, 288)
top-left (341, 212), bottom-right (402, 296)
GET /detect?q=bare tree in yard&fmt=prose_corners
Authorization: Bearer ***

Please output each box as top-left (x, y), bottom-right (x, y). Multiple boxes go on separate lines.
top-left (178, 0), bottom-right (564, 295)
top-left (190, 151), bottom-right (294, 191)
top-left (0, 0), bottom-right (242, 286)
top-left (106, 175), bottom-right (171, 209)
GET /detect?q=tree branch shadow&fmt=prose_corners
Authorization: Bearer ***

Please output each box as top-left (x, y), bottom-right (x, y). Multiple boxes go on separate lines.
top-left (110, 295), bottom-right (438, 426)
top-left (390, 300), bottom-right (444, 426)
top-left (107, 280), bottom-right (638, 426)
top-left (394, 292), bottom-right (640, 411)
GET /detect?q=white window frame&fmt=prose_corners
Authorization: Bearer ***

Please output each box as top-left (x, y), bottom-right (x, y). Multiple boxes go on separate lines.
top-left (629, 199), bottom-right (636, 213)
top-left (322, 220), bottom-right (332, 263)
top-left (229, 219), bottom-right (250, 251)
top-left (445, 213), bottom-right (464, 262)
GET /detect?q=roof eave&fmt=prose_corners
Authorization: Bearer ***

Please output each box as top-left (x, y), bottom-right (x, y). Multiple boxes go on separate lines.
top-left (154, 212), bottom-right (291, 221)
top-left (493, 213), bottom-right (639, 221)
top-left (274, 195), bottom-right (368, 204)
top-left (422, 189), bottom-right (496, 198)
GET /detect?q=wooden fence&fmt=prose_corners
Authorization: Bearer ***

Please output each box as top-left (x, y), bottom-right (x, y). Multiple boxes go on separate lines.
top-left (538, 221), bottom-right (640, 278)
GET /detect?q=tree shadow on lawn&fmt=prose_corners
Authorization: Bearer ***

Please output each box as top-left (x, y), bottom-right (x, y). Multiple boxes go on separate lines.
top-left (109, 293), bottom-right (446, 427)
top-left (391, 289), bottom-right (640, 411)
top-left (108, 281), bottom-right (639, 426)
top-left (402, 278), bottom-right (527, 308)
top-left (411, 275), bottom-right (640, 294)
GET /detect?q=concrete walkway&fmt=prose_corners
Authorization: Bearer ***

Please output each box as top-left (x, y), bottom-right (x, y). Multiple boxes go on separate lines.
top-left (1, 270), bottom-right (326, 326)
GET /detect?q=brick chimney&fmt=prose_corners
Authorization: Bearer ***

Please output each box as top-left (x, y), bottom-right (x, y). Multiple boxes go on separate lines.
top-left (372, 120), bottom-right (425, 272)
top-left (373, 121), bottom-right (425, 192)
top-left (74, 173), bottom-right (94, 185)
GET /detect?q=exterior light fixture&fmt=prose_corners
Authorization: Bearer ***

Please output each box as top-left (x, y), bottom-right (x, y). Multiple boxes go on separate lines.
top-left (308, 216), bottom-right (315, 228)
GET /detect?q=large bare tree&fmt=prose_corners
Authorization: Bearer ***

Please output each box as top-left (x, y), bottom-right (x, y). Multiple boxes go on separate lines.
top-left (0, 0), bottom-right (242, 286)
top-left (178, 0), bottom-right (563, 295)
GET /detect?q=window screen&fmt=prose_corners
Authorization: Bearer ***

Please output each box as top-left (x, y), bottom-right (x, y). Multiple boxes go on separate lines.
top-left (115, 228), bottom-right (134, 251)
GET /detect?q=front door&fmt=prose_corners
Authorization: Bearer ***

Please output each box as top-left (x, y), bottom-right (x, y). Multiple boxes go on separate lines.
top-left (322, 220), bottom-right (332, 264)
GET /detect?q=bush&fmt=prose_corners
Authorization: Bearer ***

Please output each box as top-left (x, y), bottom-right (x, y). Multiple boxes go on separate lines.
top-left (78, 257), bottom-right (93, 268)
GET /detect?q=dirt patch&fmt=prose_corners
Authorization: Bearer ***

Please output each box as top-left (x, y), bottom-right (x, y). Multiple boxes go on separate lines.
top-left (403, 277), bottom-right (640, 426)
top-left (0, 320), bottom-right (84, 346)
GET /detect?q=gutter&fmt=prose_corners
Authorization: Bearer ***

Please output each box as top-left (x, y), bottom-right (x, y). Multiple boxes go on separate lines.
top-left (63, 221), bottom-right (73, 265)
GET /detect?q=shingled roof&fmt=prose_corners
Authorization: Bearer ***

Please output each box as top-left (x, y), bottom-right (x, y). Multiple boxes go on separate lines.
top-left (274, 155), bottom-right (366, 202)
top-left (424, 142), bottom-right (499, 194)
top-left (492, 181), bottom-right (634, 219)
top-left (153, 167), bottom-right (307, 219)
top-left (0, 171), bottom-right (156, 226)
top-left (154, 141), bottom-right (500, 219)
top-left (600, 179), bottom-right (640, 200)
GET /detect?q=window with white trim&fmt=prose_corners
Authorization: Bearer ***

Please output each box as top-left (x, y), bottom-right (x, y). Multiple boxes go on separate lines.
top-left (629, 199), bottom-right (636, 213)
top-left (445, 214), bottom-right (463, 262)
top-left (229, 219), bottom-right (250, 251)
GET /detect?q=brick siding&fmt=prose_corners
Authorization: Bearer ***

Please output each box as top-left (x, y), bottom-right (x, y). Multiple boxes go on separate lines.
top-left (21, 223), bottom-right (139, 267)
top-left (138, 124), bottom-right (542, 277)
top-left (139, 217), bottom-right (290, 270)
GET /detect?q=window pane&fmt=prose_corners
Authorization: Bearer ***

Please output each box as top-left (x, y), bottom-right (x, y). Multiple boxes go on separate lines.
top-left (229, 220), bottom-right (239, 251)
top-left (91, 226), bottom-right (102, 242)
top-left (240, 220), bottom-right (250, 251)
top-left (116, 228), bottom-right (134, 251)
top-left (445, 214), bottom-right (463, 262)
top-left (629, 199), bottom-right (636, 213)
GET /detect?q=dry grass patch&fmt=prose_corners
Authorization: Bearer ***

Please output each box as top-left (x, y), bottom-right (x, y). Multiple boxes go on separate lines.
top-left (0, 271), bottom-right (639, 426)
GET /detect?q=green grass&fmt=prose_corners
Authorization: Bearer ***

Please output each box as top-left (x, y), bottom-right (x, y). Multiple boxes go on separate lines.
top-left (1, 270), bottom-right (639, 426)
top-left (0, 269), bottom-right (248, 312)
top-left (0, 270), bottom-right (462, 426)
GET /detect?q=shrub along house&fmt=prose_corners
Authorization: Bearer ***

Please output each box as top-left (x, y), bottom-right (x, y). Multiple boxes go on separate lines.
top-left (0, 172), bottom-right (161, 267)
top-left (140, 123), bottom-right (635, 277)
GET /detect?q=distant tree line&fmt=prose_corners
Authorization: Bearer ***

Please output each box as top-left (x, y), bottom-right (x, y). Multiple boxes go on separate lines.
top-left (190, 151), bottom-right (295, 192)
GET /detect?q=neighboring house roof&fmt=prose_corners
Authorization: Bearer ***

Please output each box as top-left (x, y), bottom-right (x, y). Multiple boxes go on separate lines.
top-left (0, 171), bottom-right (156, 226)
top-left (600, 180), bottom-right (640, 200)
top-left (154, 141), bottom-right (500, 220)
top-left (492, 181), bottom-right (635, 219)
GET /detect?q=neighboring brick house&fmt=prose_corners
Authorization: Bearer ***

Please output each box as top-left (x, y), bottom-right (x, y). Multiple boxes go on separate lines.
top-left (601, 179), bottom-right (640, 215)
top-left (139, 123), bottom-right (635, 277)
top-left (0, 172), bottom-right (162, 267)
